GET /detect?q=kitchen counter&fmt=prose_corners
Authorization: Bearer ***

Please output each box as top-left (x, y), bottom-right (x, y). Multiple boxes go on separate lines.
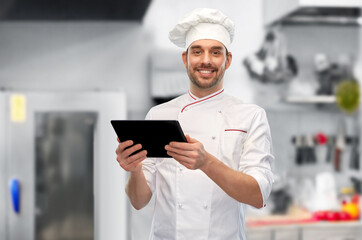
top-left (246, 221), bottom-right (362, 240)
top-left (246, 211), bottom-right (362, 240)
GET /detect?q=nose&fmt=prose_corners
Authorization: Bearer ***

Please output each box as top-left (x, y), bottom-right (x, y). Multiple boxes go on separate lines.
top-left (201, 52), bottom-right (211, 65)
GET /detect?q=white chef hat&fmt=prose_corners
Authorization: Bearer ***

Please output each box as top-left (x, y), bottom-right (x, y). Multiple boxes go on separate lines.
top-left (169, 8), bottom-right (235, 50)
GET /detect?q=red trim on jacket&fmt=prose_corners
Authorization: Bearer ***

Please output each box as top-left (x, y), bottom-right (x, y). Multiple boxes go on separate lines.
top-left (188, 90), bottom-right (197, 100)
top-left (225, 129), bottom-right (248, 133)
top-left (181, 89), bottom-right (224, 113)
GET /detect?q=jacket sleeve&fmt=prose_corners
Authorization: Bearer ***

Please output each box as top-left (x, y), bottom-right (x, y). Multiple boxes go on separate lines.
top-left (238, 108), bottom-right (274, 206)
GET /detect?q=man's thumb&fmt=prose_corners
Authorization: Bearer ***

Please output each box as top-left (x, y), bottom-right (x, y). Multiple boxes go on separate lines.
top-left (185, 134), bottom-right (197, 143)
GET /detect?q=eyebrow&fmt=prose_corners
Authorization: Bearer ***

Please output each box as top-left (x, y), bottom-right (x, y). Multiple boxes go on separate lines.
top-left (189, 45), bottom-right (225, 51)
top-left (211, 46), bottom-right (224, 51)
top-left (189, 45), bottom-right (201, 50)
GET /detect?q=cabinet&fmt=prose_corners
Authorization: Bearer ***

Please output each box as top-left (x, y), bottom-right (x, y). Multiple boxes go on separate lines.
top-left (246, 226), bottom-right (273, 240)
top-left (302, 222), bottom-right (361, 240)
top-left (246, 222), bottom-right (362, 240)
top-left (274, 226), bottom-right (300, 240)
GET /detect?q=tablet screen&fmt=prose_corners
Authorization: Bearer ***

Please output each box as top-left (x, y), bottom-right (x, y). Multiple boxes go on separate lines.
top-left (111, 120), bottom-right (187, 158)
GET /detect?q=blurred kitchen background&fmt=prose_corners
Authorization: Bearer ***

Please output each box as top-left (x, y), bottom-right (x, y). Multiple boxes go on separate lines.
top-left (1, 0), bottom-right (362, 239)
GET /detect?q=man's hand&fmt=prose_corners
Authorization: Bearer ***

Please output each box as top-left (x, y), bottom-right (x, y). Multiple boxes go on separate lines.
top-left (116, 138), bottom-right (147, 172)
top-left (165, 135), bottom-right (210, 170)
top-left (166, 136), bottom-right (265, 208)
top-left (116, 138), bottom-right (152, 210)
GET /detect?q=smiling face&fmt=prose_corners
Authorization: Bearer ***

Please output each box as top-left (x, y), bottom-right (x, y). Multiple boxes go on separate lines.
top-left (182, 39), bottom-right (232, 98)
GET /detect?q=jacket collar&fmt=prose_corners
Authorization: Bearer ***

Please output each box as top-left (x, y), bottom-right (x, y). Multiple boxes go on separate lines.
top-left (182, 88), bottom-right (224, 112)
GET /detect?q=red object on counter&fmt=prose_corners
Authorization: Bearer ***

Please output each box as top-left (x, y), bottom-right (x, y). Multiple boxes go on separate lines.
top-left (326, 211), bottom-right (340, 221)
top-left (313, 210), bottom-right (353, 221)
top-left (313, 211), bottom-right (328, 221)
top-left (338, 211), bottom-right (352, 221)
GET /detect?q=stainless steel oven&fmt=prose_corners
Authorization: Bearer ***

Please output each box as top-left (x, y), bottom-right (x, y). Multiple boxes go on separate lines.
top-left (0, 91), bottom-right (128, 240)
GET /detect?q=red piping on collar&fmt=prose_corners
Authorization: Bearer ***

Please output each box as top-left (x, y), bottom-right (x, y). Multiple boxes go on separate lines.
top-left (181, 89), bottom-right (224, 113)
top-left (188, 90), bottom-right (197, 100)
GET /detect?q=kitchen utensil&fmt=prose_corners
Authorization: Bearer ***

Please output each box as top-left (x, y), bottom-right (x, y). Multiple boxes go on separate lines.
top-left (334, 120), bottom-right (346, 172)
top-left (287, 54), bottom-right (298, 76)
top-left (325, 137), bottom-right (334, 163)
top-left (314, 53), bottom-right (334, 95)
top-left (263, 28), bottom-right (297, 83)
top-left (295, 135), bottom-right (303, 165)
top-left (350, 136), bottom-right (359, 170)
top-left (243, 31), bottom-right (274, 81)
top-left (243, 28), bottom-right (297, 83)
top-left (305, 134), bottom-right (317, 164)
top-left (350, 114), bottom-right (360, 170)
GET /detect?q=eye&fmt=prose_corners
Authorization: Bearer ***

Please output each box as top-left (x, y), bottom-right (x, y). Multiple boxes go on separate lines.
top-left (212, 50), bottom-right (221, 55)
top-left (192, 50), bottom-right (201, 55)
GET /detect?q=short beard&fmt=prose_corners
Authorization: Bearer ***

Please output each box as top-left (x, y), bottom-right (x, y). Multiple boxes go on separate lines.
top-left (186, 58), bottom-right (227, 89)
top-left (187, 67), bottom-right (225, 89)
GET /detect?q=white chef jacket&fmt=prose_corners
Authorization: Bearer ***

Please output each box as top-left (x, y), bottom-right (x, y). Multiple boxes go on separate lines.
top-left (142, 88), bottom-right (274, 240)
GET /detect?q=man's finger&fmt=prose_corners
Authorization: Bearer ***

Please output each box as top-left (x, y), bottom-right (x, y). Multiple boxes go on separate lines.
top-left (186, 135), bottom-right (198, 143)
top-left (117, 140), bottom-right (134, 152)
top-left (120, 150), bottom-right (147, 167)
top-left (168, 141), bottom-right (195, 151)
top-left (167, 151), bottom-right (193, 168)
top-left (166, 150), bottom-right (193, 163)
top-left (124, 155), bottom-right (147, 170)
top-left (127, 149), bottom-right (147, 162)
top-left (165, 144), bottom-right (193, 157)
top-left (121, 144), bottom-right (143, 158)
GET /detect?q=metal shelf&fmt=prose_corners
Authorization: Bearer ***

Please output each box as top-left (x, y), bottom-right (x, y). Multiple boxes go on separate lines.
top-left (284, 95), bottom-right (336, 103)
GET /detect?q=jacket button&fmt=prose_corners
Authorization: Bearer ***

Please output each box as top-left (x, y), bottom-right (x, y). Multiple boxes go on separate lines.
top-left (212, 136), bottom-right (216, 140)
top-left (178, 203), bottom-right (183, 209)
top-left (203, 204), bottom-right (208, 209)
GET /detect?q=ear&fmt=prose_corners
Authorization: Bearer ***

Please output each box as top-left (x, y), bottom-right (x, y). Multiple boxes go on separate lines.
top-left (182, 51), bottom-right (187, 68)
top-left (225, 52), bottom-right (232, 70)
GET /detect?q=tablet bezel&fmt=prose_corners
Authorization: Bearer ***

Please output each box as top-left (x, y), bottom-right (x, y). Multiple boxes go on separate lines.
top-left (111, 120), bottom-right (187, 158)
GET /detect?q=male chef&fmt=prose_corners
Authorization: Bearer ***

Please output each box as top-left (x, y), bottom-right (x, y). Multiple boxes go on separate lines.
top-left (116, 8), bottom-right (274, 240)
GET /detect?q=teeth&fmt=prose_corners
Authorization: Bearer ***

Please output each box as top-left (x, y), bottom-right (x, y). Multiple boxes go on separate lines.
top-left (199, 70), bottom-right (213, 74)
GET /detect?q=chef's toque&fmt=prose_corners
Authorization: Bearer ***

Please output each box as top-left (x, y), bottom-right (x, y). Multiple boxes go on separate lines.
top-left (169, 8), bottom-right (235, 50)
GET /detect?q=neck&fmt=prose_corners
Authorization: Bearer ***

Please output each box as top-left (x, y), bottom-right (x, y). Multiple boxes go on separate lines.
top-left (189, 85), bottom-right (224, 98)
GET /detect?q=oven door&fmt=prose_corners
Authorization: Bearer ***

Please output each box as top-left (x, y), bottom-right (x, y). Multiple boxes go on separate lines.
top-left (0, 91), bottom-right (128, 240)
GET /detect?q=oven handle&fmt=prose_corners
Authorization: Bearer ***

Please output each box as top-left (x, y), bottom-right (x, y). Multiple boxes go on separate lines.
top-left (9, 178), bottom-right (20, 214)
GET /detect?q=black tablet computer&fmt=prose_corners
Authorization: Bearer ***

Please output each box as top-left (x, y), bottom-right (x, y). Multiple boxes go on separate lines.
top-left (111, 120), bottom-right (187, 158)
